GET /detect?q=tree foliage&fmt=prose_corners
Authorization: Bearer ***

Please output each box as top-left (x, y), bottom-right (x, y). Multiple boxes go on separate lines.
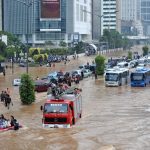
top-left (0, 31), bottom-right (21, 47)
top-left (0, 41), bottom-right (7, 56)
top-left (59, 41), bottom-right (67, 47)
top-left (45, 40), bottom-right (54, 46)
top-left (142, 46), bottom-right (149, 56)
top-left (100, 29), bottom-right (132, 50)
top-left (95, 55), bottom-right (105, 75)
top-left (128, 51), bottom-right (132, 60)
top-left (73, 41), bottom-right (85, 54)
top-left (0, 55), bottom-right (5, 62)
top-left (19, 74), bottom-right (35, 105)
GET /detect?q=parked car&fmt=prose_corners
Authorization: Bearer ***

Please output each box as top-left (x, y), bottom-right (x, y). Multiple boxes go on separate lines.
top-left (13, 79), bottom-right (21, 86)
top-left (47, 71), bottom-right (64, 81)
top-left (82, 69), bottom-right (92, 78)
top-left (79, 65), bottom-right (85, 69)
top-left (34, 80), bottom-right (51, 92)
top-left (71, 70), bottom-right (82, 80)
top-left (19, 63), bottom-right (26, 67)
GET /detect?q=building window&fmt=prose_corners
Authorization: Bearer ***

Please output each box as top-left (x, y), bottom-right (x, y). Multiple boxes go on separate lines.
top-left (80, 5), bottom-right (84, 22)
top-left (76, 4), bottom-right (79, 21)
top-left (84, 6), bottom-right (87, 22)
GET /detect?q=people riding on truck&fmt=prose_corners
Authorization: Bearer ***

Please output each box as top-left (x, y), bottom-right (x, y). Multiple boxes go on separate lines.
top-left (41, 85), bottom-right (82, 128)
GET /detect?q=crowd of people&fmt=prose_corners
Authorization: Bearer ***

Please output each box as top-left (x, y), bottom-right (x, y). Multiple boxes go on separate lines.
top-left (0, 114), bottom-right (19, 130)
top-left (0, 88), bottom-right (13, 109)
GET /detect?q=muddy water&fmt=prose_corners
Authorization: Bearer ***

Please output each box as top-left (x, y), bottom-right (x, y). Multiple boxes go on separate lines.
top-left (0, 49), bottom-right (150, 150)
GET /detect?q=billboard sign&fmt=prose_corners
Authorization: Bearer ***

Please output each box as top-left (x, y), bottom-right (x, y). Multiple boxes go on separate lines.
top-left (41, 0), bottom-right (60, 18)
top-left (72, 33), bottom-right (80, 45)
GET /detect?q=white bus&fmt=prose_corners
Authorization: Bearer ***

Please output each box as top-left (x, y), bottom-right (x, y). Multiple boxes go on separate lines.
top-left (105, 68), bottom-right (129, 86)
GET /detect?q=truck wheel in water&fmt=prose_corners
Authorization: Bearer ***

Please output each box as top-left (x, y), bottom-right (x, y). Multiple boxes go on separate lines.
top-left (72, 118), bottom-right (75, 125)
top-left (79, 114), bottom-right (82, 118)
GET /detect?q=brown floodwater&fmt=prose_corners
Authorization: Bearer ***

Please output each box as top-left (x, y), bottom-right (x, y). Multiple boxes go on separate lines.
top-left (0, 48), bottom-right (150, 150)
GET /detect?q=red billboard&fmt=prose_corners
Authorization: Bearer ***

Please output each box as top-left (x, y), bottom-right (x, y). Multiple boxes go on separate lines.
top-left (41, 0), bottom-right (60, 18)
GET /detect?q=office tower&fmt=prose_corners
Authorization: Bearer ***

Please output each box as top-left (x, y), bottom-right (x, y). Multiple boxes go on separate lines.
top-left (101, 0), bottom-right (119, 35)
top-left (120, 0), bottom-right (143, 36)
top-left (0, 0), bottom-right (2, 31)
top-left (3, 0), bottom-right (92, 45)
top-left (92, 0), bottom-right (101, 40)
top-left (140, 0), bottom-right (150, 35)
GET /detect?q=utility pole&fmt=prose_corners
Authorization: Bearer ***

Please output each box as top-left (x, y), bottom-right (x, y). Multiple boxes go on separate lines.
top-left (83, 9), bottom-right (103, 52)
top-left (15, 0), bottom-right (38, 74)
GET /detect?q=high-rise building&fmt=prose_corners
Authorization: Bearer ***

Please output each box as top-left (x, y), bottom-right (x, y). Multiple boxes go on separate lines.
top-left (140, 0), bottom-right (150, 35)
top-left (121, 0), bottom-right (137, 21)
top-left (92, 0), bottom-right (101, 41)
top-left (101, 0), bottom-right (120, 35)
top-left (0, 0), bottom-right (2, 31)
top-left (120, 0), bottom-right (143, 36)
top-left (3, 0), bottom-right (92, 45)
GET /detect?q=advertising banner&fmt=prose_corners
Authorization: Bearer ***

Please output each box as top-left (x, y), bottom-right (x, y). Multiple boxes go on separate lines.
top-left (41, 0), bottom-right (60, 18)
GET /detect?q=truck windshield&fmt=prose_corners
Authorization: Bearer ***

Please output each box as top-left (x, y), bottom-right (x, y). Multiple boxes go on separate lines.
top-left (44, 103), bottom-right (68, 113)
top-left (105, 73), bottom-right (119, 81)
top-left (131, 73), bottom-right (144, 81)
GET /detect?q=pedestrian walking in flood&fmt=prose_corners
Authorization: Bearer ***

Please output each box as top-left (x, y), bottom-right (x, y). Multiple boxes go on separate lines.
top-left (6, 88), bottom-right (10, 95)
top-left (95, 72), bottom-right (98, 80)
top-left (0, 91), bottom-right (5, 102)
top-left (81, 70), bottom-right (84, 79)
top-left (6, 94), bottom-right (12, 109)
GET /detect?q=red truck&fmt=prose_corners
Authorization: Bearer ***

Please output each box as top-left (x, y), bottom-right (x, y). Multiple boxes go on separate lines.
top-left (41, 90), bottom-right (82, 128)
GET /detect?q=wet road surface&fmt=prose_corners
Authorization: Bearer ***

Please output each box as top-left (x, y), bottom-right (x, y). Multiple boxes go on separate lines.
top-left (0, 48), bottom-right (150, 150)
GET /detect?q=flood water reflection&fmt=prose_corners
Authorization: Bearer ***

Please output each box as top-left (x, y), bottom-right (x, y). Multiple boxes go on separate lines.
top-left (0, 51), bottom-right (150, 150)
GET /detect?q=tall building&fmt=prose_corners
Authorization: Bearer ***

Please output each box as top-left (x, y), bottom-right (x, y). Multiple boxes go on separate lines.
top-left (140, 0), bottom-right (150, 35)
top-left (3, 0), bottom-right (92, 45)
top-left (92, 0), bottom-right (101, 41)
top-left (101, 0), bottom-right (120, 35)
top-left (120, 0), bottom-right (143, 36)
top-left (0, 0), bottom-right (2, 31)
top-left (121, 0), bottom-right (137, 21)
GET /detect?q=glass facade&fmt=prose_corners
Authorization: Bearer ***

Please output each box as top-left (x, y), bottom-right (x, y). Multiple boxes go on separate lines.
top-left (141, 0), bottom-right (150, 21)
top-left (141, 0), bottom-right (150, 35)
top-left (3, 0), bottom-right (67, 43)
top-left (38, 0), bottom-right (66, 40)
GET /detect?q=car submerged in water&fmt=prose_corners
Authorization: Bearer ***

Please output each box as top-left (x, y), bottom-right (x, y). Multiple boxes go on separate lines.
top-left (34, 80), bottom-right (52, 92)
top-left (13, 79), bottom-right (21, 86)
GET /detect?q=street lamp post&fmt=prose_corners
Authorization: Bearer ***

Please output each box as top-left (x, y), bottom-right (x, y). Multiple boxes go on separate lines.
top-left (83, 9), bottom-right (103, 52)
top-left (15, 0), bottom-right (34, 74)
top-left (26, 2), bottom-right (30, 74)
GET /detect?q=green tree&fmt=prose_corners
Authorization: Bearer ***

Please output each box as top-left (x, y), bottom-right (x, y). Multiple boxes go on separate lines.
top-left (100, 29), bottom-right (131, 50)
top-left (59, 41), bottom-right (67, 47)
top-left (128, 51), bottom-right (132, 60)
top-left (6, 46), bottom-right (15, 58)
top-left (45, 40), bottom-right (54, 46)
top-left (0, 55), bottom-right (5, 62)
top-left (73, 42), bottom-right (85, 54)
top-left (19, 74), bottom-right (35, 105)
top-left (0, 31), bottom-right (21, 46)
top-left (95, 55), bottom-right (105, 75)
top-left (0, 41), bottom-right (7, 56)
top-left (142, 46), bottom-right (149, 56)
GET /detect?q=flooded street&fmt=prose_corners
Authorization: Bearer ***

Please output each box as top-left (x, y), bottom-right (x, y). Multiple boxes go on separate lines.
top-left (0, 48), bottom-right (150, 150)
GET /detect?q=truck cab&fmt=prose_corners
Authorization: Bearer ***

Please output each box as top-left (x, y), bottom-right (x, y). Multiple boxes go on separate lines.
top-left (41, 90), bottom-right (82, 128)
